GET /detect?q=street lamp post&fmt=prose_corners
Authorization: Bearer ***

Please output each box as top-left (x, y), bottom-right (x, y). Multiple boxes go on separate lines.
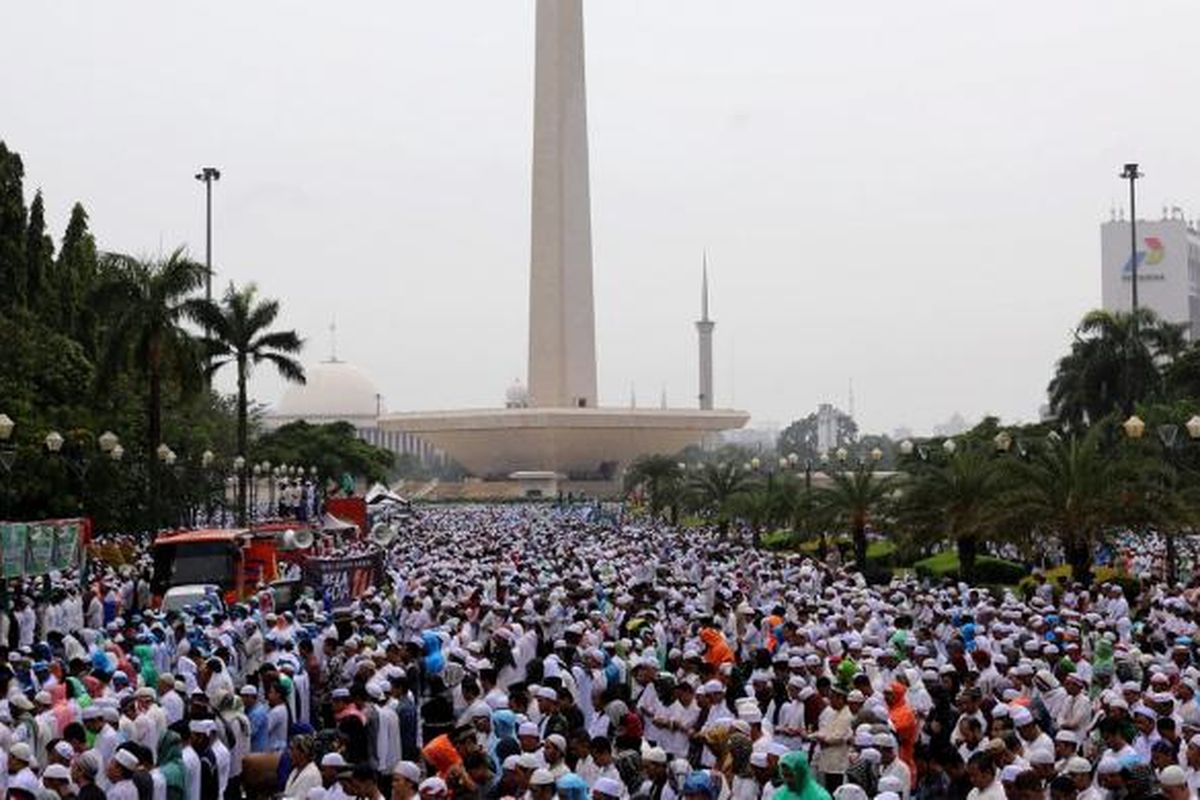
top-left (251, 464), bottom-right (262, 523)
top-left (1120, 163), bottom-right (1143, 314)
top-left (194, 167), bottom-right (221, 308)
top-left (233, 455), bottom-right (246, 525)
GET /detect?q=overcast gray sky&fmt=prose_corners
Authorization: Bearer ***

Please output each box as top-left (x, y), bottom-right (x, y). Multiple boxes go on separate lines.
top-left (4, 1), bottom-right (1198, 435)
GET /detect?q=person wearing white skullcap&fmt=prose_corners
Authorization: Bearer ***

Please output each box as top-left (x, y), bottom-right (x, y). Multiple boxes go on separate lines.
top-left (875, 733), bottom-right (910, 800)
top-left (529, 769), bottom-right (557, 800)
top-left (1057, 673), bottom-right (1092, 734)
top-left (1160, 765), bottom-right (1191, 800)
top-left (543, 733), bottom-right (569, 781)
top-left (593, 777), bottom-right (624, 800)
top-left (105, 747), bottom-right (141, 800)
top-left (8, 742), bottom-right (39, 795)
top-left (1013, 707), bottom-right (1053, 758)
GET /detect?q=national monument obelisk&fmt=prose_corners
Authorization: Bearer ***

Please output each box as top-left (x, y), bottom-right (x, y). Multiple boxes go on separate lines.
top-left (378, 1), bottom-right (748, 481)
top-left (528, 0), bottom-right (597, 409)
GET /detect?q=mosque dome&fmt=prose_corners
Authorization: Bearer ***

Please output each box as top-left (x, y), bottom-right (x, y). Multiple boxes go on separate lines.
top-left (505, 379), bottom-right (530, 409)
top-left (273, 359), bottom-right (382, 421)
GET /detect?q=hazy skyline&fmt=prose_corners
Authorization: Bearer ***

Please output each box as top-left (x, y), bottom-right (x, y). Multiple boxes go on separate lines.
top-left (4, 1), bottom-right (1199, 435)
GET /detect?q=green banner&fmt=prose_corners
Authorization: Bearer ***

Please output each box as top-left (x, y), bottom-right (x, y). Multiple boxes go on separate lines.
top-left (27, 524), bottom-right (54, 576)
top-left (53, 523), bottom-right (80, 571)
top-left (2, 524), bottom-right (27, 579)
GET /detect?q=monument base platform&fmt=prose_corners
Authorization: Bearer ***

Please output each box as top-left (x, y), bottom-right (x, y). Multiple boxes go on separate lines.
top-left (378, 406), bottom-right (748, 479)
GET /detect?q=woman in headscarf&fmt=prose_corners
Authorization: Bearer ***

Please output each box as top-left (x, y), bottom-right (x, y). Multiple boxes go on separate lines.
top-left (422, 632), bottom-right (446, 676)
top-left (156, 730), bottom-right (187, 800)
top-left (489, 709), bottom-right (520, 774)
top-left (133, 641), bottom-right (159, 691)
top-left (423, 733), bottom-right (464, 780)
top-left (682, 771), bottom-right (718, 800)
top-left (885, 682), bottom-right (917, 787)
top-left (698, 629), bottom-right (734, 668)
top-left (557, 774), bottom-right (590, 800)
top-left (774, 751), bottom-right (832, 800)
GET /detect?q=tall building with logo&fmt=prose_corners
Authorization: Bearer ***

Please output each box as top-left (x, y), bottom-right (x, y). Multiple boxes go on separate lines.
top-left (1101, 210), bottom-right (1200, 338)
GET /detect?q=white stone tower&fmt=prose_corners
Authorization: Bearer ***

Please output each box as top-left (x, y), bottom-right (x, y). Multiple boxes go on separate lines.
top-left (527, 0), bottom-right (598, 409)
top-left (696, 256), bottom-right (715, 410)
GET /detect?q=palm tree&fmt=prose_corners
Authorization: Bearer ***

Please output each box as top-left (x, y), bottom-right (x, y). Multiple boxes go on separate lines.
top-left (997, 429), bottom-right (1124, 584)
top-left (687, 462), bottom-right (752, 533)
top-left (624, 455), bottom-right (684, 521)
top-left (900, 446), bottom-right (1004, 582)
top-left (818, 462), bottom-right (896, 568)
top-left (190, 282), bottom-right (305, 522)
top-left (1048, 308), bottom-right (1187, 428)
top-left (97, 248), bottom-right (206, 523)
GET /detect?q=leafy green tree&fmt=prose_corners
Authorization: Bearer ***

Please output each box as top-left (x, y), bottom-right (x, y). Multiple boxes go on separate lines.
top-left (96, 248), bottom-right (206, 523)
top-left (254, 421), bottom-right (393, 485)
top-left (25, 190), bottom-right (54, 313)
top-left (624, 454), bottom-right (684, 521)
top-left (57, 203), bottom-right (99, 354)
top-left (0, 141), bottom-right (28, 308)
top-left (899, 444), bottom-right (1004, 582)
top-left (189, 282), bottom-right (306, 522)
top-left (818, 462), bottom-right (896, 568)
top-left (1048, 309), bottom-right (1186, 428)
top-left (778, 407), bottom-right (857, 464)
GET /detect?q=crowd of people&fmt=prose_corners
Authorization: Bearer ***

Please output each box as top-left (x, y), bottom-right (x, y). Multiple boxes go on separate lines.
top-left (0, 504), bottom-right (1196, 800)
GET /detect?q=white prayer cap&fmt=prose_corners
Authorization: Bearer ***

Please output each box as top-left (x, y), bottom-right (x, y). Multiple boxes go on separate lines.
top-left (43, 764), bottom-right (72, 781)
top-left (878, 776), bottom-right (904, 794)
top-left (643, 747), bottom-right (668, 765)
top-left (1160, 766), bottom-right (1187, 788)
top-left (114, 748), bottom-right (140, 771)
top-left (9, 742), bottom-right (34, 766)
top-left (1066, 757), bottom-right (1092, 775)
top-left (594, 778), bottom-right (624, 799)
top-left (418, 777), bottom-right (447, 795)
top-left (393, 761), bottom-right (421, 784)
top-left (1028, 748), bottom-right (1055, 766)
top-left (530, 769), bottom-right (556, 787)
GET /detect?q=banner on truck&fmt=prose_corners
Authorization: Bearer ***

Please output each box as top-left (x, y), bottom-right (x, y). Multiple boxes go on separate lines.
top-left (302, 551), bottom-right (383, 609)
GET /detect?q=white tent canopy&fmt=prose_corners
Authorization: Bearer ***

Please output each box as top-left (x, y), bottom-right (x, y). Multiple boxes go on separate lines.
top-left (365, 482), bottom-right (408, 505)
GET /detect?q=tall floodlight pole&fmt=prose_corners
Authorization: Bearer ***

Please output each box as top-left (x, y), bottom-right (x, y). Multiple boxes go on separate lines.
top-left (194, 167), bottom-right (221, 305)
top-left (1120, 163), bottom-right (1143, 415)
top-left (1121, 163), bottom-right (1142, 314)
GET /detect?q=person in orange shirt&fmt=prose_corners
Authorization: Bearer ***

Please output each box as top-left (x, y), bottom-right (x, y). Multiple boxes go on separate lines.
top-left (698, 626), bottom-right (734, 666)
top-left (885, 681), bottom-right (918, 788)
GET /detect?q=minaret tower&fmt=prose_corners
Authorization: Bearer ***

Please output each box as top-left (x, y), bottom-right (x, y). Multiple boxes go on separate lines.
top-left (696, 255), bottom-right (715, 410)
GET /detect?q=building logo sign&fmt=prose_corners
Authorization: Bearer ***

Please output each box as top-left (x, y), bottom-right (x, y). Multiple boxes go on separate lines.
top-left (1121, 236), bottom-right (1166, 281)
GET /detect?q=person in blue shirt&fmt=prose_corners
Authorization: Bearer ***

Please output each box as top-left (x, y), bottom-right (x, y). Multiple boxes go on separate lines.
top-left (242, 684), bottom-right (270, 753)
